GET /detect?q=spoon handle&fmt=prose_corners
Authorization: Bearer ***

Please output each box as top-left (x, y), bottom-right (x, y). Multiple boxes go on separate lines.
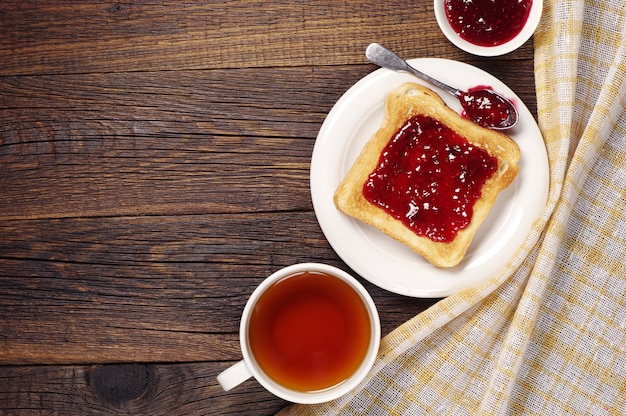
top-left (365, 43), bottom-right (460, 97)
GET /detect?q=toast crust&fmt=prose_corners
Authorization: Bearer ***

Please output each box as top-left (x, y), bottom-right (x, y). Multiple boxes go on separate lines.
top-left (333, 83), bottom-right (520, 268)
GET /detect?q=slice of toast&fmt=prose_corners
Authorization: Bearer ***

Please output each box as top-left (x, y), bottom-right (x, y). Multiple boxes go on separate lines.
top-left (334, 82), bottom-right (520, 268)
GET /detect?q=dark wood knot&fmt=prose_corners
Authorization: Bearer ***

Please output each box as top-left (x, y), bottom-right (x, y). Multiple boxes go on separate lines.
top-left (90, 364), bottom-right (153, 406)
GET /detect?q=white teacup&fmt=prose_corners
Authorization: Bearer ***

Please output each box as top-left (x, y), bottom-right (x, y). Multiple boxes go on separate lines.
top-left (217, 263), bottom-right (380, 404)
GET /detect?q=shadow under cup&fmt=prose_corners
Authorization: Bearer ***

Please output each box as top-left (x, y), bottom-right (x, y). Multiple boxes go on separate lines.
top-left (237, 263), bottom-right (380, 404)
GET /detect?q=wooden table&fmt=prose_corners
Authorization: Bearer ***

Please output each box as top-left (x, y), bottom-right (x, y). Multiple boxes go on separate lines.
top-left (0, 1), bottom-right (536, 414)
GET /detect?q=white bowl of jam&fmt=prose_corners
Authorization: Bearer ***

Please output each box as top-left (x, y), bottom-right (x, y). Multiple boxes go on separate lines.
top-left (434, 0), bottom-right (542, 56)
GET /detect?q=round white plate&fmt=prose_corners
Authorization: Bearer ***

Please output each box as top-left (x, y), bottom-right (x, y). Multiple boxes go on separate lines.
top-left (310, 58), bottom-right (549, 298)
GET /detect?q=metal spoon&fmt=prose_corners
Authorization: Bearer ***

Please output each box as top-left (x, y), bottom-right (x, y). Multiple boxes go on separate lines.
top-left (365, 43), bottom-right (518, 130)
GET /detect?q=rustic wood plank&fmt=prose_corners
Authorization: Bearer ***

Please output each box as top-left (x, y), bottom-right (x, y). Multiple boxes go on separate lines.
top-left (0, 66), bottom-right (356, 220)
top-left (0, 0), bottom-right (534, 76)
top-left (0, 362), bottom-right (288, 415)
top-left (0, 212), bottom-right (329, 364)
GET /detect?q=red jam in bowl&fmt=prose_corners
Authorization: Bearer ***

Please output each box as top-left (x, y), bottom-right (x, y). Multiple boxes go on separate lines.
top-left (363, 115), bottom-right (497, 243)
top-left (444, 0), bottom-right (533, 47)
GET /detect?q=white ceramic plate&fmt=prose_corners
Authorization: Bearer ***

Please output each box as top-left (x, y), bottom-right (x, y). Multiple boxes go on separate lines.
top-left (310, 58), bottom-right (549, 298)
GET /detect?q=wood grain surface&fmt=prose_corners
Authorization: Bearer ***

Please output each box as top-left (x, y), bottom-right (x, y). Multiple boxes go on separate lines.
top-left (0, 0), bottom-right (536, 414)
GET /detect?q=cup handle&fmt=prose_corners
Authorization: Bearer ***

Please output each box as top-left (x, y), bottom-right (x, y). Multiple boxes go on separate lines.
top-left (217, 360), bottom-right (253, 391)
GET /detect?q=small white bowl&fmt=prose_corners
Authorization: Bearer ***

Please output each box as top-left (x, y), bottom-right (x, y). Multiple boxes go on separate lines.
top-left (434, 0), bottom-right (543, 56)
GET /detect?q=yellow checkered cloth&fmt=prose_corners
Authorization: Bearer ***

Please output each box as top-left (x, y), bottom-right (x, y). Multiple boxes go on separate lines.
top-left (279, 0), bottom-right (626, 414)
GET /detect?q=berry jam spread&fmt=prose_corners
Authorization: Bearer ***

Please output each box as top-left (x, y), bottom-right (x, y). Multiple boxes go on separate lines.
top-left (363, 115), bottom-right (498, 243)
top-left (444, 0), bottom-right (533, 47)
top-left (460, 86), bottom-right (512, 128)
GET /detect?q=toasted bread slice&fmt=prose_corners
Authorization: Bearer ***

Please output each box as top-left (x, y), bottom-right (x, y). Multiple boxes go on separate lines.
top-left (334, 83), bottom-right (520, 268)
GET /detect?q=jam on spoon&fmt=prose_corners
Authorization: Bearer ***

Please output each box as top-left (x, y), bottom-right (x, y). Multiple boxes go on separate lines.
top-left (459, 86), bottom-right (514, 129)
top-left (365, 43), bottom-right (518, 130)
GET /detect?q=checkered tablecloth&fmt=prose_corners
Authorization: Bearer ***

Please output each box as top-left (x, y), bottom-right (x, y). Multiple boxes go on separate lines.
top-left (279, 0), bottom-right (626, 414)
